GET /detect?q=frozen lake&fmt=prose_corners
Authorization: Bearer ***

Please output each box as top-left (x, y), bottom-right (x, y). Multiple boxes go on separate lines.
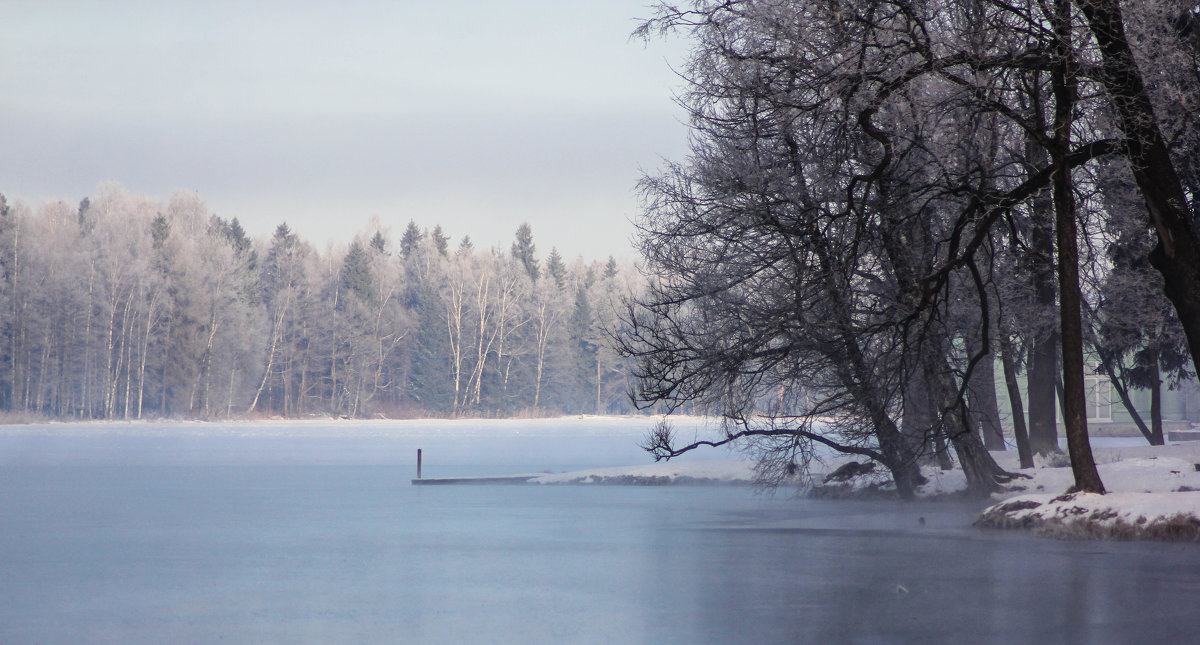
top-left (2, 419), bottom-right (1200, 643)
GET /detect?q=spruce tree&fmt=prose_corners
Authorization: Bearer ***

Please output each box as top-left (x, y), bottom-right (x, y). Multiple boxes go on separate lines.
top-left (400, 221), bottom-right (424, 259)
top-left (341, 240), bottom-right (373, 303)
top-left (431, 225), bottom-right (450, 257)
top-left (511, 222), bottom-right (539, 282)
top-left (369, 231), bottom-right (387, 254)
top-left (545, 248), bottom-right (566, 288)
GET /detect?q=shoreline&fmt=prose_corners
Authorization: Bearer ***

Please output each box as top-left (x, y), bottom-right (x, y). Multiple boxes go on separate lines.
top-left (6, 418), bottom-right (1200, 540)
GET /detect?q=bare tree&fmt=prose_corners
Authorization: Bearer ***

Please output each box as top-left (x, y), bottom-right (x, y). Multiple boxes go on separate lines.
top-left (624, 0), bottom-right (1042, 497)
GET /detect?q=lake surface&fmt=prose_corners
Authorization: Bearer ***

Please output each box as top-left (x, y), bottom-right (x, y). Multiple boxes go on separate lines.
top-left (2, 422), bottom-right (1199, 643)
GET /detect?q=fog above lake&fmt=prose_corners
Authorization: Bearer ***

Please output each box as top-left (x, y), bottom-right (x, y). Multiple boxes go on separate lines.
top-left (3, 419), bottom-right (1200, 643)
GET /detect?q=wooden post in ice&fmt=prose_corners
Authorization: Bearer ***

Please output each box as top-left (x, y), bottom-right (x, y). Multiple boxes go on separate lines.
top-left (417, 449), bottom-right (423, 479)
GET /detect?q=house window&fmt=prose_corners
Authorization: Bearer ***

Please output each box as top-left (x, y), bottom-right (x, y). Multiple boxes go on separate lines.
top-left (1085, 375), bottom-right (1112, 422)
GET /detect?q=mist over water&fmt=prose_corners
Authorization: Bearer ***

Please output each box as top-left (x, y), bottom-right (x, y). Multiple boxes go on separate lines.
top-left (2, 422), bottom-right (1199, 643)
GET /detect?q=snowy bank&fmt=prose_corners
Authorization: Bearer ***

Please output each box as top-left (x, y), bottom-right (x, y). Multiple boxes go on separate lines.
top-left (789, 439), bottom-right (1200, 540)
top-left (976, 492), bottom-right (1200, 540)
top-left (974, 441), bottom-right (1200, 541)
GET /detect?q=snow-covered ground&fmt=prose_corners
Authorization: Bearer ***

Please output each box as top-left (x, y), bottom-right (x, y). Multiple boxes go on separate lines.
top-left (823, 438), bottom-right (1200, 540)
top-left (871, 438), bottom-right (1200, 498)
top-left (966, 440), bottom-right (1200, 540)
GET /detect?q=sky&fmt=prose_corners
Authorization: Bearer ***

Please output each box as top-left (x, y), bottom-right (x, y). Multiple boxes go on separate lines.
top-left (1, 1), bottom-right (691, 260)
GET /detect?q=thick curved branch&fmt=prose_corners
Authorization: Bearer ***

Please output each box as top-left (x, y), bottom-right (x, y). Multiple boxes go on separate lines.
top-left (642, 421), bottom-right (884, 464)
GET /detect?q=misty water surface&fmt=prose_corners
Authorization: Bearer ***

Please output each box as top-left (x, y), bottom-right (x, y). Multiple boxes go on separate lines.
top-left (1, 423), bottom-right (1198, 643)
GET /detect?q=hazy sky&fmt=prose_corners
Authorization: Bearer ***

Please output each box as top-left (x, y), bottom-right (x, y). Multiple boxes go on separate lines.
top-left (1, 1), bottom-right (690, 259)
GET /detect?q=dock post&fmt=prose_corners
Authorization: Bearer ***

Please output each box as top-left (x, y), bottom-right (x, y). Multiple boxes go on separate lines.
top-left (417, 448), bottom-right (423, 479)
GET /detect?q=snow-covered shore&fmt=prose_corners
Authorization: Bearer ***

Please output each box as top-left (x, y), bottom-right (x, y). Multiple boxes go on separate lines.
top-left (630, 436), bottom-right (1200, 541)
top-left (969, 441), bottom-right (1200, 540)
top-left (975, 491), bottom-right (1200, 540)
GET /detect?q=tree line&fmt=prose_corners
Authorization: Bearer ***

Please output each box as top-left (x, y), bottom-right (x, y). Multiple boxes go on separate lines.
top-left (0, 184), bottom-right (638, 420)
top-left (621, 0), bottom-right (1200, 498)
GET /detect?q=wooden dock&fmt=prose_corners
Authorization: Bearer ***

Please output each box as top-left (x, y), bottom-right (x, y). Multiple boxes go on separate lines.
top-left (411, 475), bottom-right (539, 486)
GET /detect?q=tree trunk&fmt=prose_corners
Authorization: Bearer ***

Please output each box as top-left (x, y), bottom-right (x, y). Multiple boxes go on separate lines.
top-left (596, 358), bottom-right (602, 415)
top-left (227, 368), bottom-right (236, 418)
top-left (932, 430), bottom-right (954, 471)
top-left (330, 284), bottom-right (339, 412)
top-left (1095, 348), bottom-right (1158, 445)
top-left (249, 304), bottom-right (286, 414)
top-left (1024, 113), bottom-right (1062, 456)
top-left (83, 266), bottom-right (95, 417)
top-left (122, 303), bottom-right (134, 420)
top-left (940, 382), bottom-right (1009, 496)
top-left (136, 289), bottom-right (158, 420)
top-left (864, 394), bottom-right (924, 500)
top-left (1027, 209), bottom-right (1060, 454)
top-left (902, 364), bottom-right (946, 466)
top-left (160, 317), bottom-right (170, 415)
top-left (1150, 350), bottom-right (1164, 446)
top-left (9, 217), bottom-right (21, 412)
top-left (966, 335), bottom-right (1005, 450)
top-left (998, 332), bottom-right (1034, 468)
top-left (445, 275), bottom-right (467, 415)
top-left (925, 350), bottom-right (1012, 497)
top-left (1027, 335), bottom-right (1060, 455)
top-left (1053, 2), bottom-right (1104, 493)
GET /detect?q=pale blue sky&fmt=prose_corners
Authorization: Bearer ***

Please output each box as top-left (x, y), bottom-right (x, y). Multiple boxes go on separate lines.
top-left (1, 1), bottom-right (689, 258)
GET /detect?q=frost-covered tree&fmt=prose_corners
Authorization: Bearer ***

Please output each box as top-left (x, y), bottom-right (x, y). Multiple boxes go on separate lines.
top-left (0, 184), bottom-right (642, 421)
top-left (248, 222), bottom-right (314, 415)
